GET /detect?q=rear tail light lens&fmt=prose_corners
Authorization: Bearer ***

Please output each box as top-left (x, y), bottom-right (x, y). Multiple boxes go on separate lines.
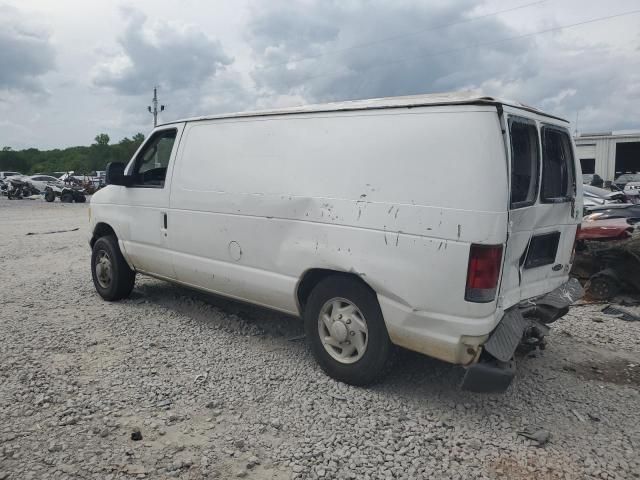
top-left (465, 244), bottom-right (503, 303)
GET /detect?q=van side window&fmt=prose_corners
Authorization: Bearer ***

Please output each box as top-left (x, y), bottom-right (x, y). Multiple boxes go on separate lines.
top-left (541, 126), bottom-right (575, 202)
top-left (509, 118), bottom-right (539, 208)
top-left (131, 129), bottom-right (177, 188)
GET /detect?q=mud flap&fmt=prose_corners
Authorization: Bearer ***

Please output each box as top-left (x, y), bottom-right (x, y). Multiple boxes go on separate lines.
top-left (487, 309), bottom-right (540, 362)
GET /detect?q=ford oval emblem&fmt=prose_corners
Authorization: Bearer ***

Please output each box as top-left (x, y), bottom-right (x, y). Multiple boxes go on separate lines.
top-left (552, 264), bottom-right (563, 271)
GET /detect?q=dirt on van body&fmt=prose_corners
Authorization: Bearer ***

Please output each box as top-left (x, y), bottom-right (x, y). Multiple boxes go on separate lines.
top-left (1, 198), bottom-right (639, 480)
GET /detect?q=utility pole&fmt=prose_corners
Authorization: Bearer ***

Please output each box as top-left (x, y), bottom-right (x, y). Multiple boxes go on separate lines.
top-left (147, 86), bottom-right (165, 127)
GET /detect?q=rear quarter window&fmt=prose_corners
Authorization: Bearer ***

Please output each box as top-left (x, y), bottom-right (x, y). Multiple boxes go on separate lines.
top-left (509, 117), bottom-right (540, 209)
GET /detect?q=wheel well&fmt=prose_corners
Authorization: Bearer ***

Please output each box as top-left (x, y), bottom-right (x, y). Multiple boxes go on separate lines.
top-left (296, 268), bottom-right (374, 314)
top-left (91, 222), bottom-right (116, 247)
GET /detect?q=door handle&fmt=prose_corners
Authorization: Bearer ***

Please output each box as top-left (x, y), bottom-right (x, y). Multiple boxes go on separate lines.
top-left (163, 212), bottom-right (167, 229)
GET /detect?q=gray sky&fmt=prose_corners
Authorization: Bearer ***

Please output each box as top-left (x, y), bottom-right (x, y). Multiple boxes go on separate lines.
top-left (2, 0), bottom-right (639, 149)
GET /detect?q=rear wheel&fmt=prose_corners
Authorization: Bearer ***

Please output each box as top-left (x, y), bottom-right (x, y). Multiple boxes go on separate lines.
top-left (304, 275), bottom-right (393, 385)
top-left (75, 194), bottom-right (86, 203)
top-left (91, 235), bottom-right (135, 301)
top-left (60, 192), bottom-right (73, 203)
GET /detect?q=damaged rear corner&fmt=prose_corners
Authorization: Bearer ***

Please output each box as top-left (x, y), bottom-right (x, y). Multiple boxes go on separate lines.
top-left (461, 278), bottom-right (584, 393)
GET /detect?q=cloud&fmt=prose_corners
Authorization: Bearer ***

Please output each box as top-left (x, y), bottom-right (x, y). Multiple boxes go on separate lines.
top-left (244, 0), bottom-right (640, 132)
top-left (92, 7), bottom-right (234, 95)
top-left (245, 0), bottom-right (531, 102)
top-left (0, 5), bottom-right (55, 93)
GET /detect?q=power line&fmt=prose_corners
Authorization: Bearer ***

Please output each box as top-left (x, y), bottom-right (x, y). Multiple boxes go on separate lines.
top-left (261, 0), bottom-right (548, 69)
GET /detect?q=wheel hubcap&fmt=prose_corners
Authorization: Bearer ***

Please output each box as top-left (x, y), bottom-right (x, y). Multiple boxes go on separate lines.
top-left (95, 250), bottom-right (112, 289)
top-left (318, 298), bottom-right (368, 364)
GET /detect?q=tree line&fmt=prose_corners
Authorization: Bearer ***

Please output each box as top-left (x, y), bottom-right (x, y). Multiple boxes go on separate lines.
top-left (0, 133), bottom-right (145, 175)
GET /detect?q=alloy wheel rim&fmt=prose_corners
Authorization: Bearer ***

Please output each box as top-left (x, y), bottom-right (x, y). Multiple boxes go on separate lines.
top-left (95, 250), bottom-right (112, 289)
top-left (318, 297), bottom-right (368, 364)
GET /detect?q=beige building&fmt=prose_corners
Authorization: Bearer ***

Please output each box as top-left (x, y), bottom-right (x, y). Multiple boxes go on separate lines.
top-left (574, 130), bottom-right (640, 181)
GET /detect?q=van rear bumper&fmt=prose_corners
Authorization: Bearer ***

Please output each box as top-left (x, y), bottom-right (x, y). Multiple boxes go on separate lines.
top-left (462, 278), bottom-right (584, 392)
top-left (380, 278), bottom-right (583, 392)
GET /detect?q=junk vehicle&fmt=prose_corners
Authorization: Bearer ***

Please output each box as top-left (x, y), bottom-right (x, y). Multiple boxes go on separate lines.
top-left (583, 205), bottom-right (640, 223)
top-left (88, 93), bottom-right (583, 392)
top-left (572, 225), bottom-right (640, 300)
top-left (1, 176), bottom-right (38, 199)
top-left (0, 171), bottom-right (23, 180)
top-left (582, 188), bottom-right (628, 214)
top-left (22, 175), bottom-right (87, 203)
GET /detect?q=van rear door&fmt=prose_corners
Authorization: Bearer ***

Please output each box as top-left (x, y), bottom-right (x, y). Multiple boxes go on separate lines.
top-left (499, 108), bottom-right (581, 309)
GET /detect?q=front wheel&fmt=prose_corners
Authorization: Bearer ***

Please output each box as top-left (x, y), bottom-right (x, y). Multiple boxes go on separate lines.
top-left (44, 189), bottom-right (56, 202)
top-left (91, 235), bottom-right (136, 301)
top-left (304, 275), bottom-right (393, 386)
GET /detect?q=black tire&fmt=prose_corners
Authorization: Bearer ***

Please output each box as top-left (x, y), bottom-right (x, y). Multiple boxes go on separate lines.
top-left (304, 275), bottom-right (393, 386)
top-left (91, 235), bottom-right (135, 301)
top-left (60, 192), bottom-right (73, 203)
top-left (44, 189), bottom-right (56, 202)
top-left (588, 275), bottom-right (620, 300)
top-left (75, 194), bottom-right (86, 203)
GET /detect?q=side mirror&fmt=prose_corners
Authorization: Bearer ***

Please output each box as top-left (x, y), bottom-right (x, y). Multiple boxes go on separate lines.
top-left (105, 162), bottom-right (129, 186)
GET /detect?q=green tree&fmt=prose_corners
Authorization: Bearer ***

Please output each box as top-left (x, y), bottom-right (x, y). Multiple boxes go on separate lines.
top-left (0, 133), bottom-right (145, 175)
top-left (94, 133), bottom-right (110, 146)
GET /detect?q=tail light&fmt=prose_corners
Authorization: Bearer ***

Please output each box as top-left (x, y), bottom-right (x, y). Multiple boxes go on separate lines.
top-left (465, 244), bottom-right (503, 303)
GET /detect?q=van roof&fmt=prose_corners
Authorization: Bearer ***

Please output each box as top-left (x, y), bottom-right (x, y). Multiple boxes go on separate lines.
top-left (159, 91), bottom-right (568, 126)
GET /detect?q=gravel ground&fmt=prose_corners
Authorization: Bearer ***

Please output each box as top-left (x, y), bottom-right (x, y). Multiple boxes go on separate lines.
top-left (1, 198), bottom-right (639, 480)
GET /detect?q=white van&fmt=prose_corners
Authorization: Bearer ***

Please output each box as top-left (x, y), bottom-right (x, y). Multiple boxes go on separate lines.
top-left (89, 93), bottom-right (583, 392)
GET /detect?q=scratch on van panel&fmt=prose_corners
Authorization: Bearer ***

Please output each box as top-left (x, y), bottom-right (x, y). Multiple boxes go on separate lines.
top-left (457, 224), bottom-right (462, 239)
top-left (357, 208), bottom-right (362, 220)
top-left (394, 208), bottom-right (399, 219)
top-left (315, 241), bottom-right (318, 252)
top-left (438, 242), bottom-right (443, 251)
top-left (360, 193), bottom-right (367, 199)
top-left (387, 205), bottom-right (394, 214)
top-left (384, 226), bottom-right (388, 245)
top-left (395, 231), bottom-right (401, 247)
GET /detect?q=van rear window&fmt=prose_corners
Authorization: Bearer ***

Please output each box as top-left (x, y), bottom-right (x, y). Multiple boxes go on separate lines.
top-left (541, 126), bottom-right (575, 202)
top-left (509, 118), bottom-right (539, 209)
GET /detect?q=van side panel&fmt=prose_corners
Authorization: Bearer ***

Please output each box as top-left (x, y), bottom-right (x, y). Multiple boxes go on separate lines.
top-left (168, 107), bottom-right (509, 359)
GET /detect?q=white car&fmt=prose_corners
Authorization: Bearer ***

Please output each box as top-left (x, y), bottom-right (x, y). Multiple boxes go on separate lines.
top-left (28, 175), bottom-right (65, 192)
top-left (89, 93), bottom-right (583, 392)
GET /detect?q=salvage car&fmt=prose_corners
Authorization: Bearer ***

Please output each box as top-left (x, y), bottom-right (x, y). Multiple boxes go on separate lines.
top-left (614, 173), bottom-right (640, 190)
top-left (28, 175), bottom-right (64, 192)
top-left (0, 171), bottom-right (23, 181)
top-left (88, 93), bottom-right (583, 392)
top-left (582, 184), bottom-right (628, 213)
top-left (25, 175), bottom-right (87, 203)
